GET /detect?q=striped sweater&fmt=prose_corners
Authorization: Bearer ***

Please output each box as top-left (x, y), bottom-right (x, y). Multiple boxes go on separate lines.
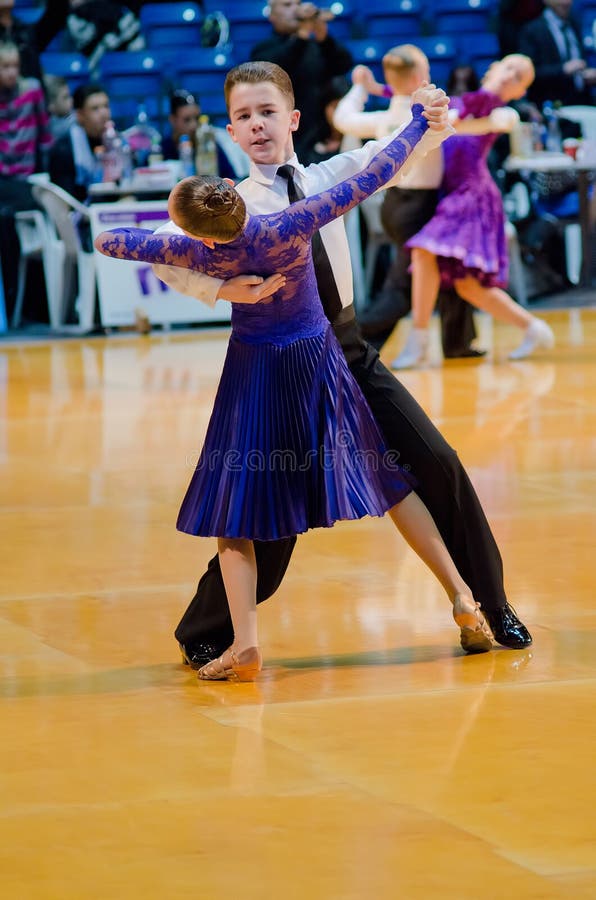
top-left (0, 77), bottom-right (53, 178)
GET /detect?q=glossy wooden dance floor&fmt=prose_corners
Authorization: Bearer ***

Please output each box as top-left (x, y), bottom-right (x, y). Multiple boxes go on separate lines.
top-left (1, 310), bottom-right (595, 898)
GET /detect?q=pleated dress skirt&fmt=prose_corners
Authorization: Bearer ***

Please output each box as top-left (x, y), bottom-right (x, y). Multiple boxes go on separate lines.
top-left (176, 324), bottom-right (415, 541)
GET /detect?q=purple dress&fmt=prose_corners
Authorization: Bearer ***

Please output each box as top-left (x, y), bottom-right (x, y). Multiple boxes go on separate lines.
top-left (406, 89), bottom-right (508, 288)
top-left (96, 109), bottom-right (428, 541)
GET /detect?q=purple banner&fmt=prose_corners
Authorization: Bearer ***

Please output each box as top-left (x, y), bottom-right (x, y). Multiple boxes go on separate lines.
top-left (97, 209), bottom-right (171, 225)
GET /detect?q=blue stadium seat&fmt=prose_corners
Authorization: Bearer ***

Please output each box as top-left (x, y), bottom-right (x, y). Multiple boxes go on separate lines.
top-left (229, 20), bottom-right (270, 45)
top-left (346, 38), bottom-right (391, 65)
top-left (140, 2), bottom-right (202, 28)
top-left (140, 2), bottom-right (203, 49)
top-left (414, 35), bottom-right (457, 61)
top-left (99, 51), bottom-right (173, 99)
top-left (175, 47), bottom-right (236, 122)
top-left (175, 46), bottom-right (236, 77)
top-left (433, 0), bottom-right (493, 34)
top-left (458, 32), bottom-right (499, 64)
top-left (176, 71), bottom-right (228, 98)
top-left (412, 36), bottom-right (457, 89)
top-left (39, 53), bottom-right (90, 88)
top-left (147, 27), bottom-right (202, 50)
top-left (365, 0), bottom-right (423, 42)
top-left (344, 39), bottom-right (390, 81)
top-left (364, 0), bottom-right (418, 12)
top-left (13, 6), bottom-right (43, 24)
top-left (204, 0), bottom-right (267, 20)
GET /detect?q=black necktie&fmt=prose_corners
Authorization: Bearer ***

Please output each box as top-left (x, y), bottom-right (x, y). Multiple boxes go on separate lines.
top-left (277, 164), bottom-right (343, 322)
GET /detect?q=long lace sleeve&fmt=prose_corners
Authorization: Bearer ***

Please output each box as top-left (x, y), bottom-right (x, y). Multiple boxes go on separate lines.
top-left (93, 227), bottom-right (210, 273)
top-left (274, 105), bottom-right (429, 240)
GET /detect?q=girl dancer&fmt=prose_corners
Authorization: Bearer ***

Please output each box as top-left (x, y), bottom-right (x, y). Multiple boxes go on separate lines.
top-left (95, 98), bottom-right (493, 681)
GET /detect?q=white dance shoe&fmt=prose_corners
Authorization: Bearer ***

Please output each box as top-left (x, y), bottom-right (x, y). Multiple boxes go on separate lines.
top-left (508, 318), bottom-right (555, 360)
top-left (391, 328), bottom-right (430, 370)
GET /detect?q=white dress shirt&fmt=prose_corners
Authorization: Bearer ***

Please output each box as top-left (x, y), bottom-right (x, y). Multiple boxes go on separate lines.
top-left (152, 116), bottom-right (447, 307)
top-left (333, 86), bottom-right (445, 189)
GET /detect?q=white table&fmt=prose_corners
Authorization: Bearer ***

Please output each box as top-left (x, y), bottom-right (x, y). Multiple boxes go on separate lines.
top-left (505, 152), bottom-right (596, 288)
top-left (89, 200), bottom-right (231, 328)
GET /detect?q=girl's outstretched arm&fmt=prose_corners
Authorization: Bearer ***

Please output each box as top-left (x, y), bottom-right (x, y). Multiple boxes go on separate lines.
top-left (275, 102), bottom-right (435, 240)
top-left (94, 227), bottom-right (207, 271)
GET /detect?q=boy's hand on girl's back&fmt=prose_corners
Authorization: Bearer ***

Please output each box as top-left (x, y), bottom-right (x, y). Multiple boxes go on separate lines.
top-left (217, 273), bottom-right (287, 304)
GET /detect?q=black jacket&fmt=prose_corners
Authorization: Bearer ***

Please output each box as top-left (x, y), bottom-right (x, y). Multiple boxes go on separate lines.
top-left (48, 131), bottom-right (97, 203)
top-left (518, 12), bottom-right (593, 106)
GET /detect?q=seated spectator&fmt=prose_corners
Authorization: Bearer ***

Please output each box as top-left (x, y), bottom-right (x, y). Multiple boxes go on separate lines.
top-left (250, 0), bottom-right (353, 160)
top-left (44, 74), bottom-right (75, 140)
top-left (0, 41), bottom-right (53, 180)
top-left (447, 64), bottom-right (480, 96)
top-left (65, 1), bottom-right (145, 71)
top-left (0, 39), bottom-right (53, 318)
top-left (48, 82), bottom-right (110, 201)
top-left (519, 0), bottom-right (596, 106)
top-left (161, 89), bottom-right (248, 180)
top-left (0, 0), bottom-right (69, 82)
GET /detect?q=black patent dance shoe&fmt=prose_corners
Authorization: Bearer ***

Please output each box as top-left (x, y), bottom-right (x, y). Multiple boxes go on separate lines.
top-left (483, 604), bottom-right (533, 649)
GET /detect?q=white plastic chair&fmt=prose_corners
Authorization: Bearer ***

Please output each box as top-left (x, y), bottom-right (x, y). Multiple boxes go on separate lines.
top-left (12, 208), bottom-right (66, 329)
top-left (29, 179), bottom-right (97, 332)
top-left (557, 105), bottom-right (596, 142)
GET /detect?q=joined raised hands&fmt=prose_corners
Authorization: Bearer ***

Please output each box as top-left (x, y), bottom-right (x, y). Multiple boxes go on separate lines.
top-left (217, 273), bottom-right (287, 304)
top-left (411, 81), bottom-right (451, 133)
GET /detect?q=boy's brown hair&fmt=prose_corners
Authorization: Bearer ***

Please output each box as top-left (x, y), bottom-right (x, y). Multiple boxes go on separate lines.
top-left (224, 60), bottom-right (295, 111)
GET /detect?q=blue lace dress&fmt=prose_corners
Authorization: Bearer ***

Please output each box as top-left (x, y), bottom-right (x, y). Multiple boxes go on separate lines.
top-left (95, 107), bottom-right (428, 540)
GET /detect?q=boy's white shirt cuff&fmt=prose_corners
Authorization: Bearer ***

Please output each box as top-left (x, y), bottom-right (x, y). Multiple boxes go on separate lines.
top-left (386, 122), bottom-right (454, 188)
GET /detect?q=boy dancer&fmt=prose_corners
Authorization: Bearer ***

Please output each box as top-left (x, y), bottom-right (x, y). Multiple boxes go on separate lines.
top-left (333, 45), bottom-right (480, 357)
top-left (153, 62), bottom-right (532, 662)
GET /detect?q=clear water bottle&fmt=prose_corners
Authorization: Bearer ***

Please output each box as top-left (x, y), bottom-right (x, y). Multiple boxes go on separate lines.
top-left (178, 134), bottom-right (195, 177)
top-left (194, 115), bottom-right (218, 176)
top-left (123, 105), bottom-right (162, 168)
top-left (92, 145), bottom-right (104, 184)
top-left (542, 102), bottom-right (561, 153)
top-left (148, 132), bottom-right (163, 166)
top-left (101, 120), bottom-right (124, 183)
